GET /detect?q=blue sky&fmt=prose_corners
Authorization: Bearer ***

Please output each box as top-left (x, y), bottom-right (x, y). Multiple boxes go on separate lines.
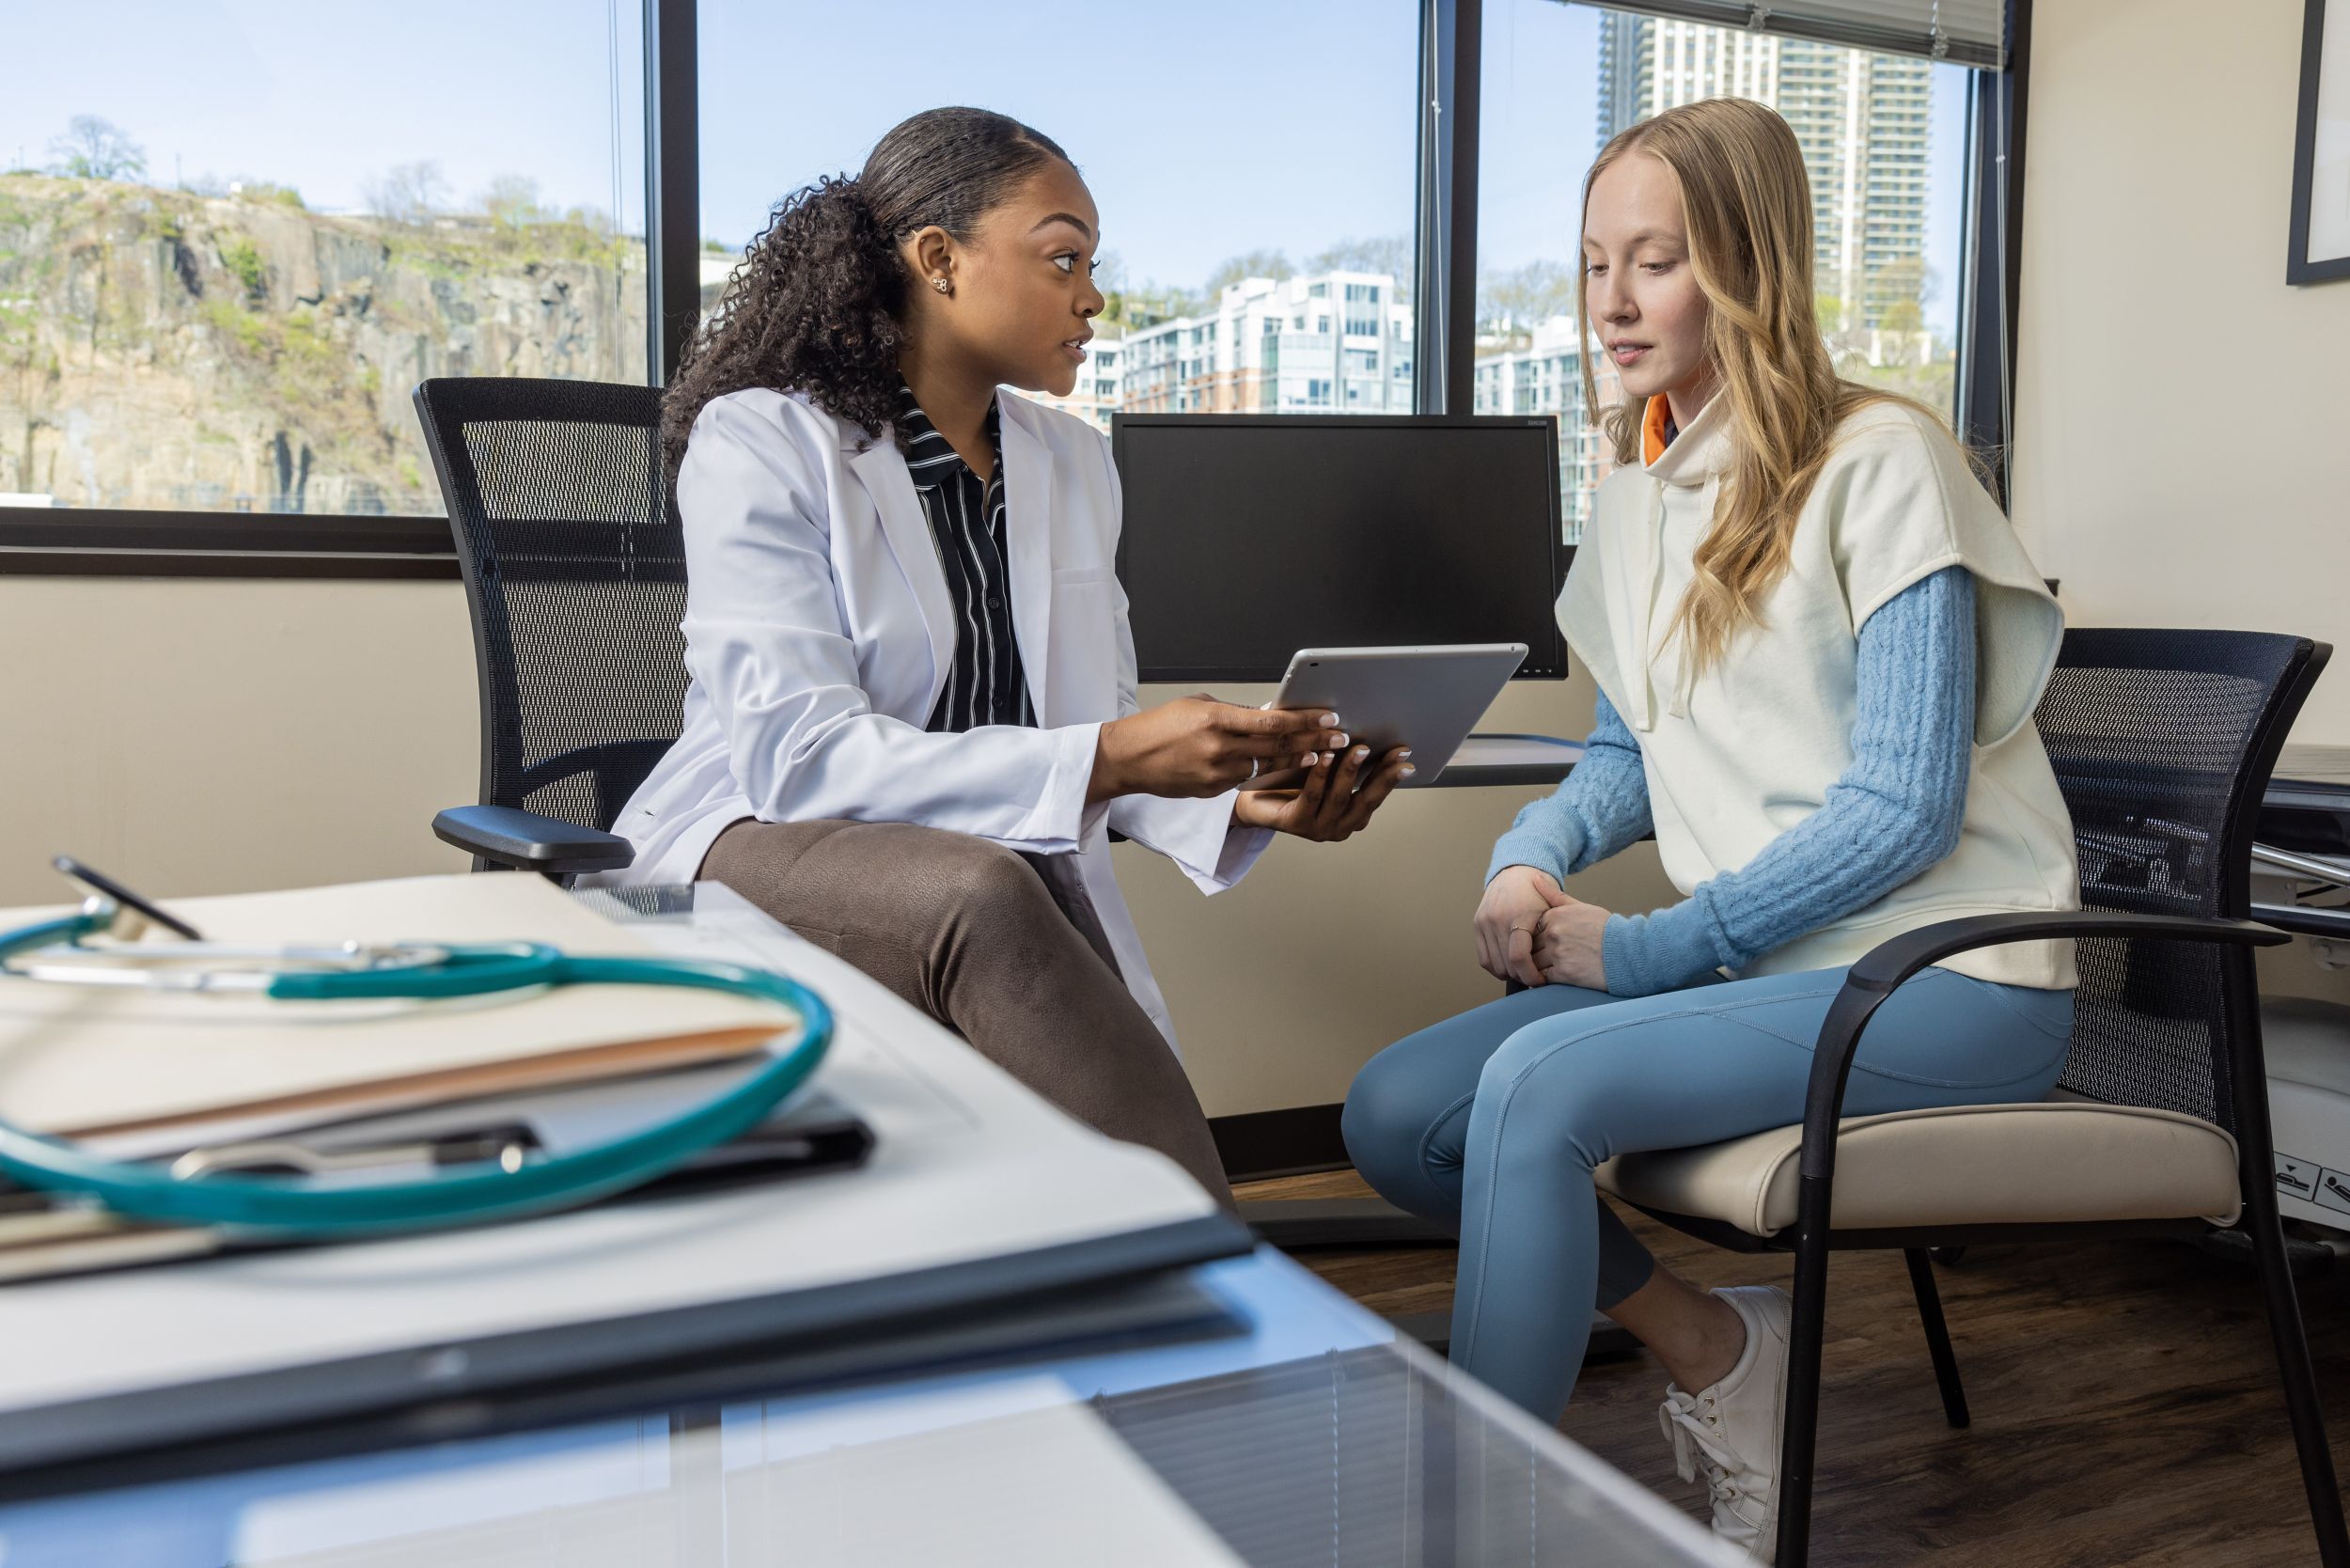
top-left (3, 1), bottom-right (648, 229)
top-left (6, 0), bottom-right (1965, 337)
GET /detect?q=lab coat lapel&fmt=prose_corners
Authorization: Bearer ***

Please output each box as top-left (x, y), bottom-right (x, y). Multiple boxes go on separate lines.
top-left (846, 431), bottom-right (957, 719)
top-left (997, 401), bottom-right (1054, 721)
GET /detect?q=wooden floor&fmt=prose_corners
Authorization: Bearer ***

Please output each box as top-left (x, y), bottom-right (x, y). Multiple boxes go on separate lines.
top-left (1235, 1168), bottom-right (2350, 1568)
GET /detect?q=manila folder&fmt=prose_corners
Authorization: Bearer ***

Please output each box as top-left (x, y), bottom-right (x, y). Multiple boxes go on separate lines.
top-left (0, 873), bottom-right (804, 1139)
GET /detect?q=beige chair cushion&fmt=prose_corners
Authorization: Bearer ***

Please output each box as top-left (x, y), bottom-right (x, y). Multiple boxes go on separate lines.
top-left (1595, 1102), bottom-right (2242, 1237)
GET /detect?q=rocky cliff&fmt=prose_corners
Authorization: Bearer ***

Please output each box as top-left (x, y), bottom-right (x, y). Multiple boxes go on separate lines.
top-left (0, 175), bottom-right (647, 514)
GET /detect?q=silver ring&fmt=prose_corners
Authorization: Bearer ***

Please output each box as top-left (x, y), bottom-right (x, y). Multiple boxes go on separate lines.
top-left (1247, 758), bottom-right (1260, 781)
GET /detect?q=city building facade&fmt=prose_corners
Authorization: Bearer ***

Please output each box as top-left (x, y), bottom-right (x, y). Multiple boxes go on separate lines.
top-left (1032, 270), bottom-right (1415, 432)
top-left (1470, 314), bottom-right (1625, 544)
top-left (1595, 11), bottom-right (1933, 330)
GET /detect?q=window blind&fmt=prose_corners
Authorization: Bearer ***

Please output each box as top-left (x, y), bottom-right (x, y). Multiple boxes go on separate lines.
top-left (1591, 0), bottom-right (2008, 70)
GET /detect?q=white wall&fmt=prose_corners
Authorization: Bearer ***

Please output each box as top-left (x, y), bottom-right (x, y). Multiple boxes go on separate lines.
top-left (0, 577), bottom-right (474, 907)
top-left (2012, 0), bottom-right (2350, 738)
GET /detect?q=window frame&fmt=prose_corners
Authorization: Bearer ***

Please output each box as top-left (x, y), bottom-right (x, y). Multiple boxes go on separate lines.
top-left (0, 0), bottom-right (2027, 577)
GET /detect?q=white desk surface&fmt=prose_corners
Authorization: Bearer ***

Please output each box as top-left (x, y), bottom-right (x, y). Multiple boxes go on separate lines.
top-left (0, 884), bottom-right (1224, 1436)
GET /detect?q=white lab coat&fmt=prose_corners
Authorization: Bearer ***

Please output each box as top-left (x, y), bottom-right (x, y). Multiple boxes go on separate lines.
top-left (590, 384), bottom-right (1271, 1045)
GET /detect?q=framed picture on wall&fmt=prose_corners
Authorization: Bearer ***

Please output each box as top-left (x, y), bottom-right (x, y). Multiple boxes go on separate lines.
top-left (2291, 0), bottom-right (2350, 283)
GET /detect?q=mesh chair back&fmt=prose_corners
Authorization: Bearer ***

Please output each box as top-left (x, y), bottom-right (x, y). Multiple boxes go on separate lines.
top-left (414, 378), bottom-right (686, 836)
top-left (2037, 628), bottom-right (2326, 1133)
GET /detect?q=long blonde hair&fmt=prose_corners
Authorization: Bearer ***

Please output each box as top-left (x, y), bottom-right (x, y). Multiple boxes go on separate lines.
top-left (1575, 97), bottom-right (1957, 674)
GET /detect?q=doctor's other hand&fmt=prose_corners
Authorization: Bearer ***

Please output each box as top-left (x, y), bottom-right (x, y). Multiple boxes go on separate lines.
top-left (1476, 864), bottom-right (1569, 988)
top-left (1230, 744), bottom-right (1412, 841)
top-left (1089, 697), bottom-right (1350, 803)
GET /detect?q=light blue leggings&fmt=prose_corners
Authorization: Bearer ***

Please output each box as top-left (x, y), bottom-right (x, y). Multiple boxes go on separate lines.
top-left (1341, 965), bottom-right (2075, 1419)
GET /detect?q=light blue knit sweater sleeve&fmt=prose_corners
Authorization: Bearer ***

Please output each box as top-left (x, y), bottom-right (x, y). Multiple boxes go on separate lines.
top-left (1601, 564), bottom-right (1977, 997)
top-left (1484, 686), bottom-right (1653, 886)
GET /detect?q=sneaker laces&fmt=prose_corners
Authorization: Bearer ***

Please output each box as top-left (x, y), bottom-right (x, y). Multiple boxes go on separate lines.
top-left (1658, 1388), bottom-right (1745, 1506)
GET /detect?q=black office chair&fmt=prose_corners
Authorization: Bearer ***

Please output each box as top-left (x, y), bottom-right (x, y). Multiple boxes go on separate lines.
top-left (1594, 628), bottom-right (2346, 1566)
top-left (412, 377), bottom-right (684, 877)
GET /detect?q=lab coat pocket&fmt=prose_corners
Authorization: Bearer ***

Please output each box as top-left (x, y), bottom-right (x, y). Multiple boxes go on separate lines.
top-left (1047, 568), bottom-right (1120, 717)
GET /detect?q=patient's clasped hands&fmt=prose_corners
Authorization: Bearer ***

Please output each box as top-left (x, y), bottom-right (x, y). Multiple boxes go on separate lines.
top-left (1475, 865), bottom-right (1611, 991)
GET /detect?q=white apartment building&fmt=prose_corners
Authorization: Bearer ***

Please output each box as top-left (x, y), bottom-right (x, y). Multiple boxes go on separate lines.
top-left (1029, 335), bottom-right (1128, 433)
top-left (1469, 314), bottom-right (1620, 543)
top-left (1116, 271), bottom-right (1415, 417)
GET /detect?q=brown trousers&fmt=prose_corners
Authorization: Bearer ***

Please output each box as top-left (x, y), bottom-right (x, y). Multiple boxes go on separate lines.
top-left (699, 818), bottom-right (1232, 1204)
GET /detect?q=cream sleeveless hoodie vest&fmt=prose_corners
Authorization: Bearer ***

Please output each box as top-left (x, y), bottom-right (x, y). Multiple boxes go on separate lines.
top-left (1558, 395), bottom-right (2078, 989)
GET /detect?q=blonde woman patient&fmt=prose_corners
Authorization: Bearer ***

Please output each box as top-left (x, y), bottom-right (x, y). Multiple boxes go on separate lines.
top-left (1341, 99), bottom-right (2078, 1560)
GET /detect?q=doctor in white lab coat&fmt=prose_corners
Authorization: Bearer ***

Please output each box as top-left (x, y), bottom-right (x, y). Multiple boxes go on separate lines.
top-left (598, 108), bottom-right (1411, 1200)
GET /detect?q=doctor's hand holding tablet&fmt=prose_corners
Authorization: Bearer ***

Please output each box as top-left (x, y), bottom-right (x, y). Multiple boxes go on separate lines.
top-left (1118, 641), bottom-right (1528, 843)
top-left (1087, 695), bottom-right (1412, 843)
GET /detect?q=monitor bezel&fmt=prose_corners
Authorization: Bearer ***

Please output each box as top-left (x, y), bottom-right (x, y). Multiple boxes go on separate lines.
top-left (1108, 413), bottom-right (1571, 684)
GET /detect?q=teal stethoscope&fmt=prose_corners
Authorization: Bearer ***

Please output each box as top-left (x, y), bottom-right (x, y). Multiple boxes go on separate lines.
top-left (0, 858), bottom-right (836, 1236)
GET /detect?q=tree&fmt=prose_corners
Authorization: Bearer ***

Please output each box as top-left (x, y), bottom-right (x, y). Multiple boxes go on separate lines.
top-left (480, 174), bottom-right (548, 228)
top-left (1478, 259), bottom-right (1579, 337)
top-left (1200, 248), bottom-right (1292, 298)
top-left (362, 161), bottom-right (449, 224)
top-left (1870, 255), bottom-right (1935, 332)
top-left (1308, 234), bottom-right (1413, 299)
top-left (1104, 282), bottom-right (1202, 331)
top-left (46, 116), bottom-right (146, 182)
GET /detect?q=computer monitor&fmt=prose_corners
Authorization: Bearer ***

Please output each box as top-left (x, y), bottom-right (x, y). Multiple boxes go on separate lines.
top-left (1110, 415), bottom-right (1568, 684)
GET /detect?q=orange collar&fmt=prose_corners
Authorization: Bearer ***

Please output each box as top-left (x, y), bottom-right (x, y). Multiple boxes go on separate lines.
top-left (1641, 395), bottom-right (1675, 466)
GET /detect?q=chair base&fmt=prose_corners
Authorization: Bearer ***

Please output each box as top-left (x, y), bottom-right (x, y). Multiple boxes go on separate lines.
top-left (2197, 1221), bottom-right (2341, 1279)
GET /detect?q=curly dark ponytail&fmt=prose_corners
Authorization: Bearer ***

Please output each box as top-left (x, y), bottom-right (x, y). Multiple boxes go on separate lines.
top-left (662, 107), bottom-right (1072, 478)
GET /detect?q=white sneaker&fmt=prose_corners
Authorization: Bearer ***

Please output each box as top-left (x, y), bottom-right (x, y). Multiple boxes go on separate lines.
top-left (1656, 1285), bottom-right (1793, 1562)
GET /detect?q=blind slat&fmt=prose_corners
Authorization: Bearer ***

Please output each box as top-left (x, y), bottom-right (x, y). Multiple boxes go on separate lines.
top-left (1590, 0), bottom-right (2008, 70)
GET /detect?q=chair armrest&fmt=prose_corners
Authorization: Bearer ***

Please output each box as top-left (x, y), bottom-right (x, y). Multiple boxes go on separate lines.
top-left (1802, 910), bottom-right (2288, 1184)
top-left (432, 806), bottom-right (635, 875)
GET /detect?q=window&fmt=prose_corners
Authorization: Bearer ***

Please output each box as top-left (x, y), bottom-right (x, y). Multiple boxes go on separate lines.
top-left (2, 0), bottom-right (2016, 571)
top-left (1, 5), bottom-right (648, 517)
top-left (698, 0), bottom-right (1417, 428)
top-left (1477, 1), bottom-right (1973, 543)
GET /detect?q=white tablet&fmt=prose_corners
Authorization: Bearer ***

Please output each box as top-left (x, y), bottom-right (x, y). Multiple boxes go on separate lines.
top-left (1249, 643), bottom-right (1529, 790)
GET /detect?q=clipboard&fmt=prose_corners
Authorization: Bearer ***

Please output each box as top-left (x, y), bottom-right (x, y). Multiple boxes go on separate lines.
top-left (0, 1081), bottom-right (877, 1287)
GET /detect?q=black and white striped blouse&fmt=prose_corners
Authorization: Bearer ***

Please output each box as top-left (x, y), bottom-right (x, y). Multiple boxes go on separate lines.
top-left (896, 384), bottom-right (1036, 734)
